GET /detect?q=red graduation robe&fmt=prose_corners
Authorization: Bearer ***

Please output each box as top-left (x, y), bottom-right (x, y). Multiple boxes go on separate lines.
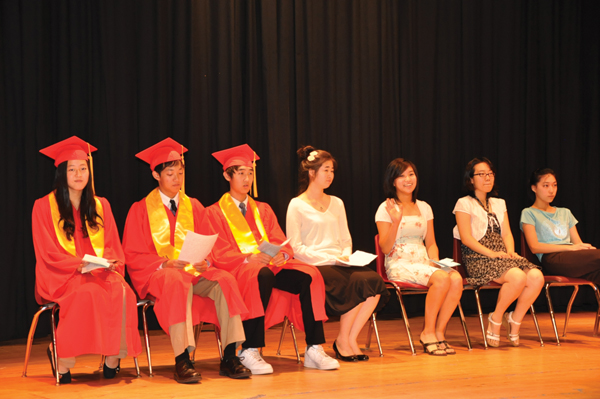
top-left (122, 194), bottom-right (247, 333)
top-left (32, 194), bottom-right (142, 358)
top-left (204, 199), bottom-right (327, 331)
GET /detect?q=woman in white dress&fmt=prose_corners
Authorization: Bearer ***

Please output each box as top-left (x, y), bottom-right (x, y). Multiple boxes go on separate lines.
top-left (375, 158), bottom-right (463, 355)
top-left (286, 146), bottom-right (389, 362)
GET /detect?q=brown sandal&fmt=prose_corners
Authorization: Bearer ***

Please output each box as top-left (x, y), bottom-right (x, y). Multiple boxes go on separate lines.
top-left (419, 340), bottom-right (447, 356)
top-left (438, 340), bottom-right (456, 355)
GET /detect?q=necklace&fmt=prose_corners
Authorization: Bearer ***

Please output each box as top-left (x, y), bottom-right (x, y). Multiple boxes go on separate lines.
top-left (475, 196), bottom-right (490, 213)
top-left (307, 195), bottom-right (327, 211)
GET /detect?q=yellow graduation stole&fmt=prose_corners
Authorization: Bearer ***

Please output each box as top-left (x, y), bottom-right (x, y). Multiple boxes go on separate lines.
top-left (218, 193), bottom-right (269, 254)
top-left (48, 191), bottom-right (105, 257)
top-left (145, 187), bottom-right (194, 261)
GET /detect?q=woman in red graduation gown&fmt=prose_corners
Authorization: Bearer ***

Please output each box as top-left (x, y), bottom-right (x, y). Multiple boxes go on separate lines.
top-left (32, 136), bottom-right (141, 383)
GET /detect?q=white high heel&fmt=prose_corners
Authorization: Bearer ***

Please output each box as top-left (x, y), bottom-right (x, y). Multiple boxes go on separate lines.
top-left (503, 311), bottom-right (521, 347)
top-left (486, 312), bottom-right (501, 347)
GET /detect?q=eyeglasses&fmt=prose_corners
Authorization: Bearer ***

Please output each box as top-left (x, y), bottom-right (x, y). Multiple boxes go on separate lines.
top-left (473, 172), bottom-right (495, 178)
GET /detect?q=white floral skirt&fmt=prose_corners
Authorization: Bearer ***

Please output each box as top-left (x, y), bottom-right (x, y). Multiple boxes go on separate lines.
top-left (384, 242), bottom-right (452, 286)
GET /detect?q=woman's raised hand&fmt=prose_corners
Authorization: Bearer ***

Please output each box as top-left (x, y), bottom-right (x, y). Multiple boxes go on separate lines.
top-left (385, 198), bottom-right (403, 224)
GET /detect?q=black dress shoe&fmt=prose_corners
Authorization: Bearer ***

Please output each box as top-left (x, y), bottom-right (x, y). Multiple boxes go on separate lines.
top-left (59, 371), bottom-right (72, 384)
top-left (174, 359), bottom-right (202, 384)
top-left (332, 341), bottom-right (357, 362)
top-left (47, 346), bottom-right (72, 384)
top-left (355, 354), bottom-right (369, 361)
top-left (103, 360), bottom-right (120, 379)
top-left (219, 356), bottom-right (251, 379)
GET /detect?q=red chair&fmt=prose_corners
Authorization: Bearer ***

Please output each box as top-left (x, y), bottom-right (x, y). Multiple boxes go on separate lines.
top-left (371, 235), bottom-right (472, 355)
top-left (453, 238), bottom-right (544, 348)
top-left (520, 232), bottom-right (600, 344)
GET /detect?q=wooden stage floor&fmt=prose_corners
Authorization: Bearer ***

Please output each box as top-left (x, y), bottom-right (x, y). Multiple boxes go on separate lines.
top-left (1, 312), bottom-right (599, 398)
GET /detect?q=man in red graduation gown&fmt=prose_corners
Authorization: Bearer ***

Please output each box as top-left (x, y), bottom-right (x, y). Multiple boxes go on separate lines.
top-left (123, 138), bottom-right (250, 383)
top-left (203, 144), bottom-right (339, 374)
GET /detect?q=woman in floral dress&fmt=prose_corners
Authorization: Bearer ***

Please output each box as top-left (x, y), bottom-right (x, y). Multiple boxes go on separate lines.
top-left (376, 158), bottom-right (463, 356)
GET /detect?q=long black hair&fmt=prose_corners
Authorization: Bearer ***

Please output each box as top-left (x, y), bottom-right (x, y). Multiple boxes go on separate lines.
top-left (53, 160), bottom-right (103, 241)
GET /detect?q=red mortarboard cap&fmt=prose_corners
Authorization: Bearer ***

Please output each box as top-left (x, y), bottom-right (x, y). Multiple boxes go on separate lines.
top-left (136, 138), bottom-right (188, 171)
top-left (212, 144), bottom-right (260, 170)
top-left (39, 136), bottom-right (97, 167)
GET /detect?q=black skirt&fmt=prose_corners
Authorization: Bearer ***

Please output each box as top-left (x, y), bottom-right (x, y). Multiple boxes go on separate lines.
top-left (317, 265), bottom-right (389, 316)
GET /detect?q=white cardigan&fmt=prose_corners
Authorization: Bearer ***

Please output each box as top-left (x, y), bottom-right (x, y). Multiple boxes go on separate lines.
top-left (452, 196), bottom-right (506, 241)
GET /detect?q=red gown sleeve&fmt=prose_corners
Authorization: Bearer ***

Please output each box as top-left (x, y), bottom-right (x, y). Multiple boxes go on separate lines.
top-left (258, 202), bottom-right (294, 259)
top-left (32, 195), bottom-right (82, 303)
top-left (203, 204), bottom-right (249, 271)
top-left (122, 199), bottom-right (165, 298)
top-left (97, 197), bottom-right (126, 276)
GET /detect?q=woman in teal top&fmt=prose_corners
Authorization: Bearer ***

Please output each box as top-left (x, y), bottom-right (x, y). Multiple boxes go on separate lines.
top-left (520, 168), bottom-right (600, 285)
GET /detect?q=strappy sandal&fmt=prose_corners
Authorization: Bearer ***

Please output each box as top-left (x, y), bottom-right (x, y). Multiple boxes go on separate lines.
top-left (419, 340), bottom-right (447, 356)
top-left (438, 340), bottom-right (456, 355)
top-left (486, 312), bottom-right (501, 347)
top-left (502, 311), bottom-right (521, 347)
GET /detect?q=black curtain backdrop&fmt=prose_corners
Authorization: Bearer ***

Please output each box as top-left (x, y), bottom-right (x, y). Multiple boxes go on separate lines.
top-left (1, 0), bottom-right (599, 342)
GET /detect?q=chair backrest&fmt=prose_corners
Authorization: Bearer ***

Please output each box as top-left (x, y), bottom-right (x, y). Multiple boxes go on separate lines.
top-left (374, 235), bottom-right (390, 282)
top-left (452, 238), bottom-right (468, 279)
top-left (520, 231), bottom-right (542, 266)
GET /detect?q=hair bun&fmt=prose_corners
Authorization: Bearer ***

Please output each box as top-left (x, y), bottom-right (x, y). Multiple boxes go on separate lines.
top-left (297, 145), bottom-right (317, 160)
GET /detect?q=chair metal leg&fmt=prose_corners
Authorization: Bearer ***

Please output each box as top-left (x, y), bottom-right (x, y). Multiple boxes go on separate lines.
top-left (276, 317), bottom-right (300, 362)
top-left (369, 313), bottom-right (383, 357)
top-left (134, 357), bottom-right (141, 377)
top-left (544, 284), bottom-right (561, 345)
top-left (395, 289), bottom-right (416, 355)
top-left (141, 301), bottom-right (153, 377)
top-left (99, 354), bottom-right (105, 371)
top-left (473, 288), bottom-right (488, 349)
top-left (214, 326), bottom-right (224, 360)
top-left (288, 321), bottom-right (301, 363)
top-left (190, 322), bottom-right (203, 363)
top-left (563, 286), bottom-right (579, 337)
top-left (591, 285), bottom-right (600, 336)
top-left (22, 303), bottom-right (54, 378)
top-left (51, 305), bottom-right (60, 386)
top-left (457, 302), bottom-right (472, 350)
top-left (276, 317), bottom-right (289, 356)
top-left (365, 316), bottom-right (373, 350)
top-left (529, 305), bottom-right (544, 346)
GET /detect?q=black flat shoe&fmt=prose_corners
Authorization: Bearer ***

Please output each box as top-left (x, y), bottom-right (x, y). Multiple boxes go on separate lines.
top-left (355, 354), bottom-right (369, 361)
top-left (103, 359), bottom-right (120, 379)
top-left (47, 346), bottom-right (71, 384)
top-left (219, 356), bottom-right (251, 379)
top-left (174, 359), bottom-right (202, 384)
top-left (332, 341), bottom-right (357, 362)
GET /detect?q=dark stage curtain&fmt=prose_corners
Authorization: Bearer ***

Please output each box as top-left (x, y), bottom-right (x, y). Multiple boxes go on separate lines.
top-left (1, 0), bottom-right (598, 341)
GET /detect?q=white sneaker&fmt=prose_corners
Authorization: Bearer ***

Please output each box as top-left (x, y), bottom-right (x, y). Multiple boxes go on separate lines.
top-left (304, 345), bottom-right (340, 370)
top-left (238, 348), bottom-right (273, 375)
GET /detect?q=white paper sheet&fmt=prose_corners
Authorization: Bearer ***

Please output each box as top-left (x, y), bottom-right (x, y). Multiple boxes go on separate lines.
top-left (336, 250), bottom-right (378, 267)
top-left (257, 238), bottom-right (291, 258)
top-left (178, 231), bottom-right (219, 264)
top-left (431, 258), bottom-right (460, 268)
top-left (81, 254), bottom-right (110, 273)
